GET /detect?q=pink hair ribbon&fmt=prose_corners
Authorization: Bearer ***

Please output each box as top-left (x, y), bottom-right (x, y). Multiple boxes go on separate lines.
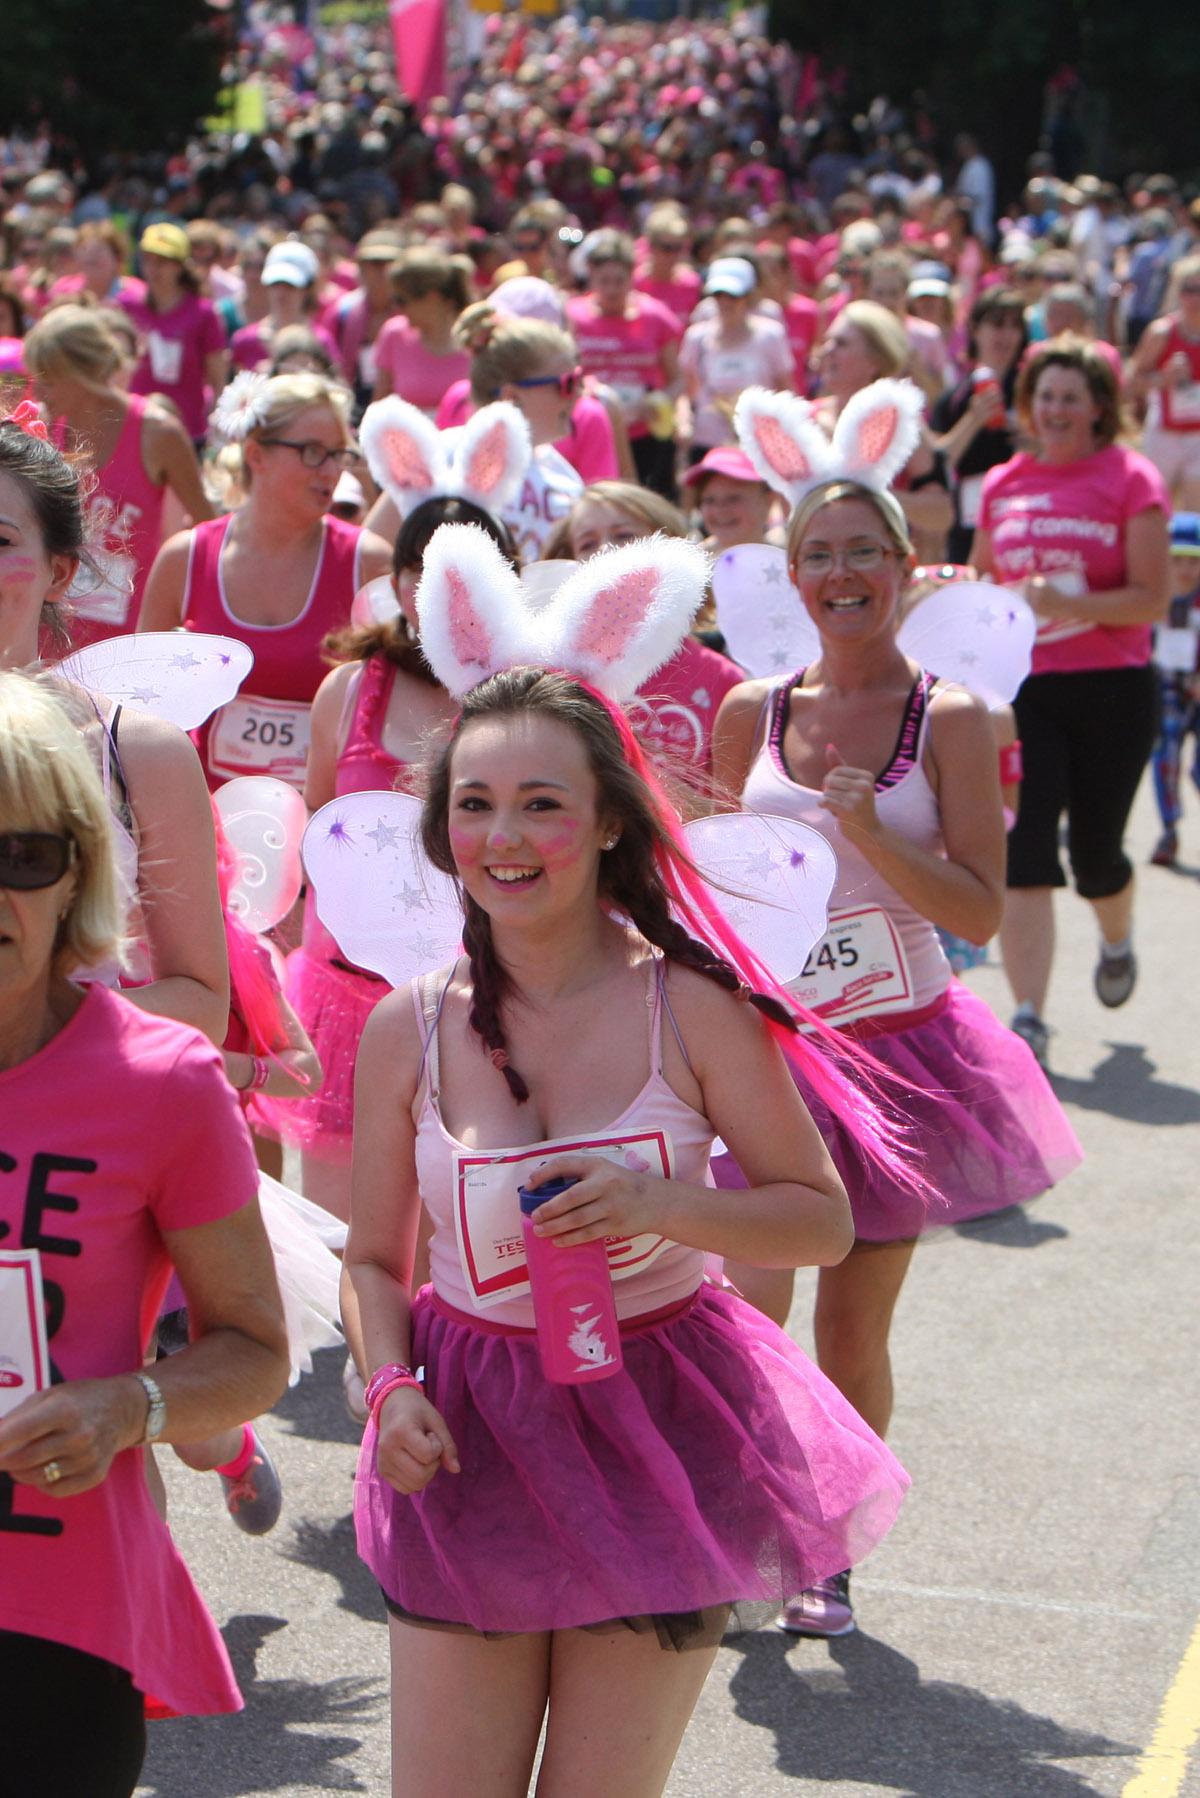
top-left (6, 400), bottom-right (49, 442)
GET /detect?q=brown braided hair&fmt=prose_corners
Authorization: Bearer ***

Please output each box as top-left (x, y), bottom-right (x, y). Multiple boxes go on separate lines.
top-left (421, 666), bottom-right (798, 1104)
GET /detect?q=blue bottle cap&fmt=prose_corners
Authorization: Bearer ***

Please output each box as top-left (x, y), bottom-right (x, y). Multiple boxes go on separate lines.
top-left (518, 1174), bottom-right (580, 1215)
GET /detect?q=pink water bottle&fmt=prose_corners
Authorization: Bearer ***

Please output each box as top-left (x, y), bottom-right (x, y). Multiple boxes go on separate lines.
top-left (519, 1177), bottom-right (623, 1385)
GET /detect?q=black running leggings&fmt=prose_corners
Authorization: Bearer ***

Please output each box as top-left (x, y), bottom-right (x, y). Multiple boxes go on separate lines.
top-left (0, 1630), bottom-right (147, 1796)
top-left (1007, 663), bottom-right (1160, 898)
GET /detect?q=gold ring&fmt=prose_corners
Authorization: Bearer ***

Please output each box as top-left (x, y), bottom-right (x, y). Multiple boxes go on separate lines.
top-left (41, 1460), bottom-right (63, 1485)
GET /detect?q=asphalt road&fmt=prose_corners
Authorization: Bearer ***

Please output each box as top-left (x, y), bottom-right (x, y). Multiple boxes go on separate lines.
top-left (137, 782), bottom-right (1200, 1798)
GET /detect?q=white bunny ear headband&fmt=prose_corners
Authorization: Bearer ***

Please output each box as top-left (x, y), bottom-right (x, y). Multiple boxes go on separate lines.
top-left (359, 396), bottom-right (532, 519)
top-left (414, 523), bottom-right (711, 702)
top-left (734, 377), bottom-right (925, 511)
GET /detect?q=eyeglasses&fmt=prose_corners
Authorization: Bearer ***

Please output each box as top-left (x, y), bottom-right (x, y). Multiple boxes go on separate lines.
top-left (513, 367), bottom-right (583, 399)
top-left (0, 831), bottom-right (75, 891)
top-left (796, 544), bottom-right (895, 577)
top-left (259, 440), bottom-right (359, 470)
top-left (513, 238), bottom-right (545, 256)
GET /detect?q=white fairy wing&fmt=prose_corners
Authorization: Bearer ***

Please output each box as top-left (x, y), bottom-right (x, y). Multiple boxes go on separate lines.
top-left (897, 580), bottom-right (1036, 708)
top-left (682, 813), bottom-right (837, 984)
top-left (351, 574), bottom-right (401, 629)
top-left (303, 792), bottom-right (463, 987)
top-left (255, 1173), bottom-right (344, 1384)
top-left (213, 776), bottom-right (308, 933)
top-left (711, 543), bottom-right (820, 678)
top-left (58, 632), bottom-right (254, 730)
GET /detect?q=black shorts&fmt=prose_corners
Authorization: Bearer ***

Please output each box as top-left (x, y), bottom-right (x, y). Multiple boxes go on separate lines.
top-left (0, 1631), bottom-right (146, 1797)
top-left (1007, 664), bottom-right (1160, 898)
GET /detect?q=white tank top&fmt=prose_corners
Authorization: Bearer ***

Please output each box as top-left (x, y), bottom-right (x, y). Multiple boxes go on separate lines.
top-left (742, 671), bottom-right (952, 1011)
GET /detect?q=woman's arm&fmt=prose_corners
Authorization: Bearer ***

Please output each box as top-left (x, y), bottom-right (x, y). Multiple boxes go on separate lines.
top-left (528, 972), bottom-right (852, 1270)
top-left (119, 711), bottom-right (231, 1042)
top-left (137, 531), bottom-right (192, 632)
top-left (223, 986), bottom-right (322, 1100)
top-left (820, 685), bottom-right (1005, 943)
top-left (204, 347), bottom-right (230, 398)
top-left (364, 490), bottom-right (400, 542)
top-left (357, 525), bottom-right (396, 581)
top-left (710, 679), bottom-right (771, 808)
top-left (144, 410), bottom-right (214, 524)
top-left (305, 661), bottom-right (357, 812)
top-left (898, 433), bottom-right (954, 540)
top-left (1024, 508), bottom-right (1170, 629)
top-left (932, 385), bottom-right (1004, 470)
top-left (968, 524), bottom-right (995, 577)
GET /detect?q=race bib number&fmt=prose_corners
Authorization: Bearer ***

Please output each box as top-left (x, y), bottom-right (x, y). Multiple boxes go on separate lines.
top-left (958, 472), bottom-right (985, 529)
top-left (208, 694), bottom-right (312, 787)
top-left (1167, 382), bottom-right (1200, 425)
top-left (146, 329), bottom-right (183, 385)
top-left (1155, 624), bottom-right (1200, 672)
top-left (453, 1129), bottom-right (675, 1310)
top-left (69, 544), bottom-right (136, 627)
top-left (789, 905), bottom-right (914, 1026)
top-left (0, 1250), bottom-right (51, 1420)
top-left (358, 341), bottom-right (377, 390)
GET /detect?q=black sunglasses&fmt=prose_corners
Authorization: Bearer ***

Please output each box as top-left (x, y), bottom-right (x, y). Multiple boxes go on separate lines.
top-left (0, 831), bottom-right (76, 891)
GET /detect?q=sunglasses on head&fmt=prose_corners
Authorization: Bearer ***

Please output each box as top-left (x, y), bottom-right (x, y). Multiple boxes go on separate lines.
top-left (0, 831), bottom-right (76, 891)
top-left (514, 366), bottom-right (583, 398)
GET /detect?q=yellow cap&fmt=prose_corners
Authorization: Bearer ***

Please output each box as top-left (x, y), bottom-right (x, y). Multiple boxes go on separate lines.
top-left (139, 222), bottom-right (190, 262)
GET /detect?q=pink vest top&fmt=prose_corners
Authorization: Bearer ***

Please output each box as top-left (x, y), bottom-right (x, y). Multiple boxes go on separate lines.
top-left (63, 396), bottom-right (164, 646)
top-left (742, 671), bottom-right (951, 1010)
top-left (412, 957), bottom-right (714, 1327)
top-left (181, 512), bottom-right (364, 788)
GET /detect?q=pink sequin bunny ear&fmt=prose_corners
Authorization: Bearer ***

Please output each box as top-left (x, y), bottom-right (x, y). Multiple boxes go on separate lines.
top-left (546, 536), bottom-right (711, 700)
top-left (452, 401), bottom-right (532, 515)
top-left (359, 396), bottom-right (448, 515)
top-left (734, 387), bottom-right (835, 507)
top-left (830, 377), bottom-right (924, 491)
top-left (415, 522), bottom-right (527, 697)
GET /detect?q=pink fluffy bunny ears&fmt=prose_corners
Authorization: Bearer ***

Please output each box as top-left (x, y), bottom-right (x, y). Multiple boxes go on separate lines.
top-left (416, 524), bottom-right (711, 701)
top-left (734, 377), bottom-right (924, 509)
top-left (359, 395), bottom-right (532, 517)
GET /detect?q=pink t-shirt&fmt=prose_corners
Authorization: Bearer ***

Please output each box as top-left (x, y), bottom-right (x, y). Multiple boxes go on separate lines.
top-left (373, 317), bottom-right (470, 415)
top-left (680, 314), bottom-right (793, 448)
top-left (631, 637), bottom-right (744, 775)
top-left (780, 295), bottom-right (820, 384)
top-left (434, 384), bottom-right (619, 484)
top-left (978, 445), bottom-right (1169, 674)
top-left (633, 266), bottom-right (701, 326)
top-left (120, 291), bottom-right (226, 440)
top-left (566, 294), bottom-right (681, 440)
top-left (0, 984), bottom-right (259, 1715)
top-left (230, 317), bottom-right (339, 373)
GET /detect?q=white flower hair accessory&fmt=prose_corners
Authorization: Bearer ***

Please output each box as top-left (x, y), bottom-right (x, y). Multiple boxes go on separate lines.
top-left (211, 370), bottom-right (273, 443)
top-left (734, 377), bottom-right (925, 508)
top-left (359, 395), bottom-right (532, 519)
top-left (415, 522), bottom-right (711, 701)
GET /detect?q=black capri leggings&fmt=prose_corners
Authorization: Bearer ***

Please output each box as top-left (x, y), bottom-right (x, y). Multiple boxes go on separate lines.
top-left (1007, 663), bottom-right (1160, 898)
top-left (0, 1630), bottom-right (147, 1797)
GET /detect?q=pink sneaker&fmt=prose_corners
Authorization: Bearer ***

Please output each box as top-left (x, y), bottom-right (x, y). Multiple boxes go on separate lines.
top-left (778, 1571), bottom-right (855, 1637)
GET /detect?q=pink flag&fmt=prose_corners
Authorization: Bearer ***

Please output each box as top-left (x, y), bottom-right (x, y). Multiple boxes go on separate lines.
top-left (389, 0), bottom-right (447, 107)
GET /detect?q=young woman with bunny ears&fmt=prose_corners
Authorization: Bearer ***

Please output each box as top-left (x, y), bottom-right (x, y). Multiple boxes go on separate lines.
top-left (347, 523), bottom-right (914, 1796)
top-left (713, 381), bottom-right (1082, 1639)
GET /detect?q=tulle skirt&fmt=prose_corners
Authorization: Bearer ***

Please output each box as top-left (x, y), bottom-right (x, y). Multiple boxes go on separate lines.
top-left (714, 979), bottom-right (1083, 1241)
top-left (257, 950), bottom-right (388, 1162)
top-left (354, 1283), bottom-right (909, 1639)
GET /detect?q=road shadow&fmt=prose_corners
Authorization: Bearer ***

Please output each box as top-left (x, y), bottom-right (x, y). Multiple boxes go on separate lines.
top-left (724, 1627), bottom-right (1132, 1796)
top-left (1049, 1041), bottom-right (1200, 1127)
top-left (287, 1509), bottom-right (387, 1627)
top-left (137, 1613), bottom-right (384, 1796)
top-left (952, 1204), bottom-right (1070, 1249)
top-left (275, 1345), bottom-right (365, 1448)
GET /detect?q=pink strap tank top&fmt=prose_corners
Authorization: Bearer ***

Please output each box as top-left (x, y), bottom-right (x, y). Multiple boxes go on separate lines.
top-left (742, 670), bottom-right (951, 1011)
top-left (411, 956), bottom-right (715, 1327)
top-left (182, 512), bottom-right (364, 787)
top-left (63, 395), bottom-right (164, 646)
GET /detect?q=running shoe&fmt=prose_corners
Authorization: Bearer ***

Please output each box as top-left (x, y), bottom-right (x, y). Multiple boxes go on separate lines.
top-left (220, 1430), bottom-right (283, 1536)
top-left (1149, 831), bottom-right (1178, 868)
top-left (1010, 1011), bottom-right (1050, 1068)
top-left (1094, 948), bottom-right (1137, 1009)
top-left (778, 1571), bottom-right (855, 1638)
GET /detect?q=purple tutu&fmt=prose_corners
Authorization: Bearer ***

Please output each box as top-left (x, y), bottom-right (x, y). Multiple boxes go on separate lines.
top-left (354, 1283), bottom-right (909, 1636)
top-left (715, 979), bottom-right (1082, 1241)
top-left (257, 949), bottom-right (388, 1163)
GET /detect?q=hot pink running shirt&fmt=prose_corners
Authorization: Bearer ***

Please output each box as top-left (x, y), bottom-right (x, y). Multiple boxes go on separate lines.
top-left (566, 293), bottom-right (682, 440)
top-left (119, 291), bottom-right (226, 441)
top-left (0, 984), bottom-right (258, 1715)
top-left (372, 317), bottom-right (470, 414)
top-left (978, 445), bottom-right (1168, 674)
top-left (60, 395), bottom-right (164, 646)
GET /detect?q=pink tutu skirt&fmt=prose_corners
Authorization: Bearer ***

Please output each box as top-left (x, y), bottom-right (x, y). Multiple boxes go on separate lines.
top-left (354, 1283), bottom-right (909, 1639)
top-left (715, 980), bottom-right (1082, 1241)
top-left (257, 949), bottom-right (389, 1163)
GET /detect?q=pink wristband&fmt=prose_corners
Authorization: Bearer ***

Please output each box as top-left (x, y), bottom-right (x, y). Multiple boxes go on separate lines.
top-left (364, 1361), bottom-right (422, 1421)
top-left (998, 740), bottom-right (1023, 785)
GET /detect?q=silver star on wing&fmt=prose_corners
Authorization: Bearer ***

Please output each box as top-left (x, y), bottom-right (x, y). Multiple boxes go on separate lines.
top-left (975, 604), bottom-right (999, 627)
top-left (741, 847), bottom-right (779, 882)
top-left (367, 819), bottom-right (401, 850)
top-left (394, 880), bottom-right (430, 913)
top-left (169, 651), bottom-right (201, 671)
top-left (764, 563), bottom-right (785, 585)
top-left (128, 686), bottom-right (161, 705)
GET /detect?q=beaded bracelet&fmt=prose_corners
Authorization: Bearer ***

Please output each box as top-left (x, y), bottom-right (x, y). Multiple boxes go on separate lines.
top-left (364, 1361), bottom-right (422, 1422)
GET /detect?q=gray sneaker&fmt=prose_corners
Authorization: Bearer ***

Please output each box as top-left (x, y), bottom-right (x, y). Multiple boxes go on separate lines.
top-left (1094, 948), bottom-right (1137, 1009)
top-left (220, 1430), bottom-right (283, 1536)
top-left (1010, 1012), bottom-right (1050, 1068)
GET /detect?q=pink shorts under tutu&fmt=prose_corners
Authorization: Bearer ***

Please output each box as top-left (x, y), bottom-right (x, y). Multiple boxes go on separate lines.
top-left (257, 949), bottom-right (389, 1163)
top-left (354, 1283), bottom-right (909, 1638)
top-left (715, 979), bottom-right (1082, 1241)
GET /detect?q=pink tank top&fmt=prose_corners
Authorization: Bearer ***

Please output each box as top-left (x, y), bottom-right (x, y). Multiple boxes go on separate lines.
top-left (62, 396), bottom-right (164, 646)
top-left (411, 956), bottom-right (714, 1327)
top-left (742, 671), bottom-right (951, 1013)
top-left (181, 512), bottom-right (364, 788)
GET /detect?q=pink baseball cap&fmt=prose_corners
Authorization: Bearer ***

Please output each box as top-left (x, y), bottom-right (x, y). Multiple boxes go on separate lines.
top-left (683, 446), bottom-right (764, 488)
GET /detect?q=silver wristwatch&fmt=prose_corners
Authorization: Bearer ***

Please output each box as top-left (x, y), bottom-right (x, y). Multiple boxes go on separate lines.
top-left (134, 1371), bottom-right (166, 1444)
